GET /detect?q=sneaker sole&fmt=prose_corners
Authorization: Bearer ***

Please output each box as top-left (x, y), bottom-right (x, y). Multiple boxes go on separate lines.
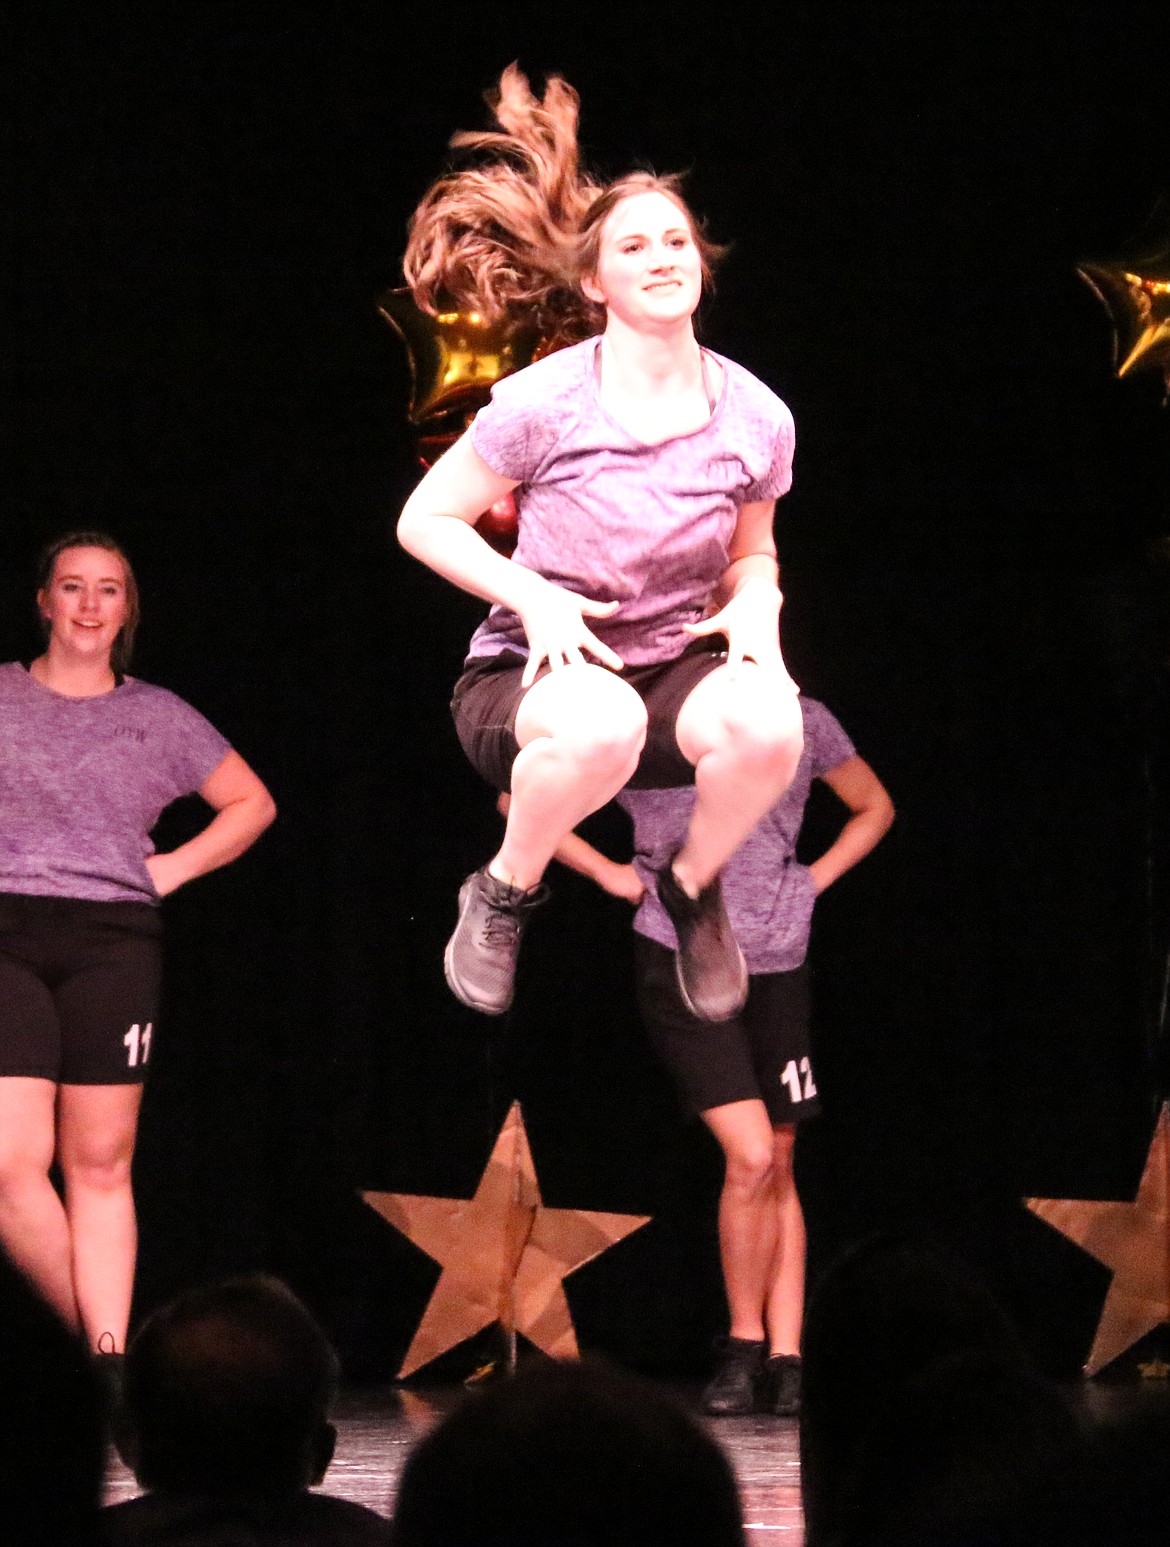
top-left (443, 932), bottom-right (511, 1016)
top-left (673, 946), bottom-right (748, 1023)
top-left (443, 877), bottom-right (514, 1015)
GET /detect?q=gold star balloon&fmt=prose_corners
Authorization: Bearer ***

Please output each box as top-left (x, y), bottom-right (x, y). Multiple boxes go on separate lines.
top-left (363, 1101), bottom-right (651, 1379)
top-left (1026, 1103), bottom-right (1170, 1376)
top-left (378, 287), bottom-right (544, 434)
top-left (1078, 247), bottom-right (1170, 387)
top-left (380, 287), bottom-right (552, 551)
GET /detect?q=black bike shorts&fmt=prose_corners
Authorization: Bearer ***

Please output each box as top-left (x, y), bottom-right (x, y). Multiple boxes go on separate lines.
top-left (634, 936), bottom-right (820, 1125)
top-left (0, 893), bottom-right (163, 1086)
top-left (450, 640), bottom-right (728, 793)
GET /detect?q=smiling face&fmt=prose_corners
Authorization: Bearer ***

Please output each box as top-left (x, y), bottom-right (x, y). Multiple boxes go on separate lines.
top-left (580, 189), bottom-right (704, 332)
top-left (38, 545), bottom-right (131, 665)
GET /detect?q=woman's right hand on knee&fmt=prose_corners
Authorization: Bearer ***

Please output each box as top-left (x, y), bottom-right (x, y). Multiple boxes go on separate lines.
top-left (515, 577), bottom-right (624, 686)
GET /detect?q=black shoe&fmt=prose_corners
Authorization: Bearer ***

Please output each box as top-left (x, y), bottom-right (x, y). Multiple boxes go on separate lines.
top-left (93, 1335), bottom-right (125, 1429)
top-left (655, 861), bottom-right (747, 1023)
top-left (701, 1336), bottom-right (766, 1416)
top-left (443, 867), bottom-right (550, 1015)
top-left (764, 1352), bottom-right (802, 1417)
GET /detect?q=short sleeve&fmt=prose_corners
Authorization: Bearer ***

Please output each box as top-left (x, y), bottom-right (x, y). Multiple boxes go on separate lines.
top-left (744, 402), bottom-right (796, 503)
top-left (802, 700), bottom-right (856, 778)
top-left (469, 370), bottom-right (550, 483)
top-left (159, 693), bottom-right (232, 797)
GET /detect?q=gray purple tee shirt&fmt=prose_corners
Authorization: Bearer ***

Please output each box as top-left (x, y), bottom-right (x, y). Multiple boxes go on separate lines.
top-left (468, 336), bottom-right (795, 667)
top-left (0, 663), bottom-right (231, 905)
top-left (618, 699), bottom-right (855, 974)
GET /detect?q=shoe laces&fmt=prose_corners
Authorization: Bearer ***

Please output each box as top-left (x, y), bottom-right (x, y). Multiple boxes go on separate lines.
top-left (480, 899), bottom-right (523, 947)
top-left (479, 879), bottom-right (548, 946)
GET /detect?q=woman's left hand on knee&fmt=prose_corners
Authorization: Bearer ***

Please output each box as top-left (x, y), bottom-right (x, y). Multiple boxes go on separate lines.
top-left (683, 580), bottom-right (797, 687)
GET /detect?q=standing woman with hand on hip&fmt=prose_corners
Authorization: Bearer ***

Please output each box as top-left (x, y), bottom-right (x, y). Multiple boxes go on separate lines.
top-left (398, 66), bottom-right (804, 1022)
top-left (620, 701), bottom-right (894, 1416)
top-left (0, 532), bottom-right (276, 1363)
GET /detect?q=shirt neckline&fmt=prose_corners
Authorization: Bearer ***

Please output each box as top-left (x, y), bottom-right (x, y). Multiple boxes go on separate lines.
top-left (17, 661), bottom-right (129, 701)
top-left (586, 335), bottom-right (729, 449)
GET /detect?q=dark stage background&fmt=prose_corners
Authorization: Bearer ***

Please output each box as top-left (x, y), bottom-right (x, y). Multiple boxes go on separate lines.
top-left (4, 2), bottom-right (1169, 1378)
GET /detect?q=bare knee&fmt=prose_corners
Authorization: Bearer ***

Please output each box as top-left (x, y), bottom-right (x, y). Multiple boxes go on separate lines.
top-left (521, 669), bottom-right (648, 782)
top-left (0, 1080), bottom-right (57, 1188)
top-left (560, 713), bottom-right (646, 782)
top-left (722, 690), bottom-right (802, 780)
top-left (61, 1142), bottom-right (134, 1197)
top-left (0, 1116), bottom-right (56, 1203)
top-left (686, 667), bottom-right (802, 785)
top-left (0, 1145), bottom-right (54, 1204)
top-left (722, 1136), bottom-right (777, 1198)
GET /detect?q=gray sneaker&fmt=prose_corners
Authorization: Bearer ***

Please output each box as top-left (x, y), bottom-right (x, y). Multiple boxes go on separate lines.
top-left (655, 860), bottom-right (747, 1022)
top-left (443, 866), bottom-right (550, 1015)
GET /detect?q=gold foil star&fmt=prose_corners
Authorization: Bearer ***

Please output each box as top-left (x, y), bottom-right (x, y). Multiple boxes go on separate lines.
top-left (1027, 1103), bottom-right (1170, 1375)
top-left (378, 288), bottom-right (543, 427)
top-left (363, 1101), bottom-right (651, 1378)
top-left (1078, 255), bottom-right (1170, 385)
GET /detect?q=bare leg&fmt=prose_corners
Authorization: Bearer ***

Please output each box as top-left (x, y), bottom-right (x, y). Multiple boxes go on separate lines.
top-left (0, 1076), bottom-right (79, 1329)
top-left (57, 1083), bottom-right (143, 1352)
top-left (765, 1124), bottom-right (806, 1355)
top-left (703, 1097), bottom-right (780, 1341)
top-left (490, 665), bottom-right (647, 891)
top-left (445, 665), bottom-right (649, 1013)
top-left (673, 664), bottom-right (802, 895)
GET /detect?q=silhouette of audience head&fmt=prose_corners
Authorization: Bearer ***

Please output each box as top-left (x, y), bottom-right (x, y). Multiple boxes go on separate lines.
top-left (118, 1274), bottom-right (339, 1498)
top-left (799, 1235), bottom-right (1095, 1547)
top-left (0, 1246), bottom-right (104, 1545)
top-left (1089, 1385), bottom-right (1170, 1547)
top-left (389, 1355), bottom-right (745, 1546)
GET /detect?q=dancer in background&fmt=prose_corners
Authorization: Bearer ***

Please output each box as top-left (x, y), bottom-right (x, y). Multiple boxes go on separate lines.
top-left (397, 66), bottom-right (803, 1023)
top-left (0, 533), bottom-right (276, 1363)
top-left (504, 696), bottom-right (893, 1414)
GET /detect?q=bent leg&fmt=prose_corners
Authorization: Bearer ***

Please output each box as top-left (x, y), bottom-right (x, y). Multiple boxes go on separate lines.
top-left (0, 1076), bottom-right (79, 1329)
top-left (703, 1096), bottom-right (781, 1341)
top-left (765, 1123), bottom-right (806, 1355)
top-left (57, 1083), bottom-right (143, 1351)
top-left (491, 665), bottom-right (647, 891)
top-left (673, 663), bottom-right (802, 894)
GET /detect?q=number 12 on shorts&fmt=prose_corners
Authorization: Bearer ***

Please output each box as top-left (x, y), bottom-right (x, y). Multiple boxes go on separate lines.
top-left (780, 1057), bottom-right (816, 1104)
top-left (124, 1022), bottom-right (153, 1068)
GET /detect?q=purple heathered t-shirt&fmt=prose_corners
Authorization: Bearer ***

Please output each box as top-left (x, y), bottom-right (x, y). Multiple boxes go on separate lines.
top-left (468, 336), bottom-right (795, 668)
top-left (617, 699), bottom-right (856, 974)
top-left (0, 663), bottom-right (231, 905)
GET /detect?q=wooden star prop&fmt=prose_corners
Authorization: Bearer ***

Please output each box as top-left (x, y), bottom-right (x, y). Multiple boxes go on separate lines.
top-left (363, 1101), bottom-right (651, 1379)
top-left (1026, 1103), bottom-right (1170, 1375)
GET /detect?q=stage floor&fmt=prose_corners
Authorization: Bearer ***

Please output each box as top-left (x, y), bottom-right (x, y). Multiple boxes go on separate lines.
top-left (104, 1375), bottom-right (1170, 1541)
top-left (104, 1381), bottom-right (804, 1540)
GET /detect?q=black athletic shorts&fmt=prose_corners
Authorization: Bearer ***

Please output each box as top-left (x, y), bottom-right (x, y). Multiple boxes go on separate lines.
top-left (635, 936), bottom-right (820, 1125)
top-left (450, 640), bottom-right (728, 792)
top-left (0, 893), bottom-right (163, 1085)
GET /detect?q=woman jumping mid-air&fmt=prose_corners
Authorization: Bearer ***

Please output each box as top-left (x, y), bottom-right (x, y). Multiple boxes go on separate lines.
top-left (398, 66), bottom-right (804, 1022)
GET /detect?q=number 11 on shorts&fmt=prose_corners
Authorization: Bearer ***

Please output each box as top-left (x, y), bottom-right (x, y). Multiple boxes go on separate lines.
top-left (124, 1022), bottom-right (153, 1068)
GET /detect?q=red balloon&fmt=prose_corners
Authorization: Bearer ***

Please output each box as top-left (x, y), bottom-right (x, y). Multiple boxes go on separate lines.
top-left (476, 493), bottom-right (519, 555)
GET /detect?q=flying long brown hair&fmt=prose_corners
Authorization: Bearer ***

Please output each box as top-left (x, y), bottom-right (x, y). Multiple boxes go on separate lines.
top-left (403, 65), bottom-right (725, 344)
